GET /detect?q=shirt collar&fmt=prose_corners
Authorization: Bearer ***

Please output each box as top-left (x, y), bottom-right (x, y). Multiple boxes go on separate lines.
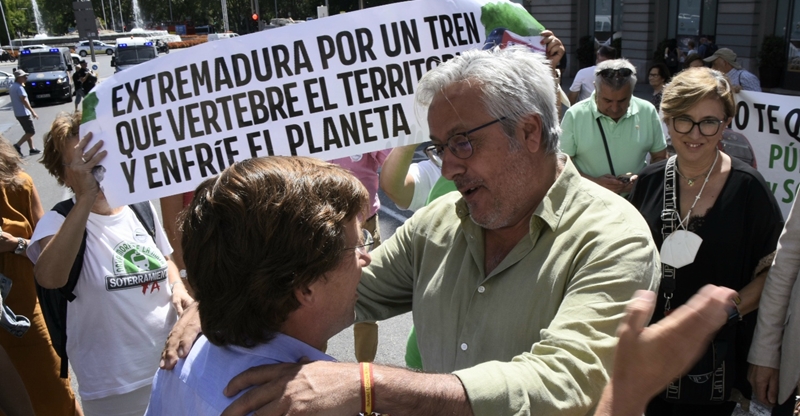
top-left (454, 154), bottom-right (579, 235)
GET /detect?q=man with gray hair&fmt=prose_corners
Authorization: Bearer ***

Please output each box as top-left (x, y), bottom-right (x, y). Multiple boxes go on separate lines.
top-left (560, 59), bottom-right (667, 194)
top-left (164, 46), bottom-right (660, 416)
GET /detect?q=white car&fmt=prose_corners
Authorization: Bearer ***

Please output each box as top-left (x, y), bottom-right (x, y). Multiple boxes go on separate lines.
top-left (20, 44), bottom-right (49, 51)
top-left (75, 40), bottom-right (114, 56)
top-left (0, 71), bottom-right (12, 93)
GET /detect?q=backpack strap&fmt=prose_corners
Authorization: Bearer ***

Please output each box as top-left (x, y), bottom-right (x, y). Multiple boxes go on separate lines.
top-left (128, 201), bottom-right (156, 240)
top-left (52, 199), bottom-right (85, 302)
top-left (49, 198), bottom-right (87, 377)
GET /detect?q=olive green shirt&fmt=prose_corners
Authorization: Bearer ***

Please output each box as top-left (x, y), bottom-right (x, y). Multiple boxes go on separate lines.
top-left (356, 156), bottom-right (660, 416)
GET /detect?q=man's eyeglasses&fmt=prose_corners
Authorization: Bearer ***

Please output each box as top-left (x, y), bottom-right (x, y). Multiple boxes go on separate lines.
top-left (672, 116), bottom-right (725, 137)
top-left (598, 68), bottom-right (633, 80)
top-left (424, 117), bottom-right (507, 168)
top-left (345, 228), bottom-right (374, 255)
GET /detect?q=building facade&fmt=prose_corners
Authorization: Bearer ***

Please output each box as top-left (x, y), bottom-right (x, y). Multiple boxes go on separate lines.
top-left (527, 0), bottom-right (800, 91)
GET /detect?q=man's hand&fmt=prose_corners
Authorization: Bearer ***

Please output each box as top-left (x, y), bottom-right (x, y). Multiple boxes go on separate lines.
top-left (593, 174), bottom-right (626, 194)
top-left (31, 111), bottom-right (38, 120)
top-left (540, 30), bottom-right (564, 69)
top-left (748, 364), bottom-right (779, 406)
top-left (620, 175), bottom-right (638, 194)
top-left (221, 361), bottom-right (361, 416)
top-left (597, 285), bottom-right (735, 416)
top-left (159, 301), bottom-right (201, 369)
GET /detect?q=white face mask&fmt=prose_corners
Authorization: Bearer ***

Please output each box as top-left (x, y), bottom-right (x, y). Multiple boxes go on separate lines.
top-left (660, 229), bottom-right (703, 269)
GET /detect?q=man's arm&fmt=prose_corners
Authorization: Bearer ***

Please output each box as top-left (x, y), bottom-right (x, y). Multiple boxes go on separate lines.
top-left (221, 362), bottom-right (473, 416)
top-left (20, 95), bottom-right (37, 119)
top-left (568, 90), bottom-right (580, 105)
top-left (649, 149), bottom-right (668, 164)
top-left (596, 286), bottom-right (735, 416)
top-left (379, 144), bottom-right (418, 209)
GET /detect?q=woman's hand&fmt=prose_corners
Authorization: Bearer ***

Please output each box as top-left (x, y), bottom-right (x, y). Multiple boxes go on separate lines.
top-left (540, 30), bottom-right (565, 70)
top-left (0, 232), bottom-right (18, 253)
top-left (63, 132), bottom-right (106, 203)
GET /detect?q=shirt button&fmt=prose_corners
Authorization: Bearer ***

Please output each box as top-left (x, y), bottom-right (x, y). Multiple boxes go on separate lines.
top-left (460, 343), bottom-right (468, 351)
top-left (477, 286), bottom-right (485, 293)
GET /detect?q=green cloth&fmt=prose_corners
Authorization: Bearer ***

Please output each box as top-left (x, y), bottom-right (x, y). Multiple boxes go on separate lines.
top-left (356, 156), bottom-right (659, 415)
top-left (560, 92), bottom-right (667, 178)
top-left (425, 176), bottom-right (457, 206)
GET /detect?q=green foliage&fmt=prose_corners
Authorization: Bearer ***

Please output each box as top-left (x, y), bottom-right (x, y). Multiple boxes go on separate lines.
top-left (758, 35), bottom-right (786, 70)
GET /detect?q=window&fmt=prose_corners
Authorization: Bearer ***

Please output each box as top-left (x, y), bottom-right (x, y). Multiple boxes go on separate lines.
top-left (591, 0), bottom-right (622, 42)
top-left (669, 0), bottom-right (717, 54)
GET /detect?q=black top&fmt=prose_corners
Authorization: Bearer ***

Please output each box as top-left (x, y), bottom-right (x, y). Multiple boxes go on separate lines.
top-left (72, 67), bottom-right (86, 90)
top-left (629, 156), bottom-right (784, 323)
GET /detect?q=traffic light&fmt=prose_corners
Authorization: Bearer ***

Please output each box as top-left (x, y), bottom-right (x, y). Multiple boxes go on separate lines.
top-left (252, 13), bottom-right (258, 21)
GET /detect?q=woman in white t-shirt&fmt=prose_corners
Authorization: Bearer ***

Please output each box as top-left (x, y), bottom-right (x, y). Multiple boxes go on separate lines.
top-left (28, 112), bottom-right (194, 416)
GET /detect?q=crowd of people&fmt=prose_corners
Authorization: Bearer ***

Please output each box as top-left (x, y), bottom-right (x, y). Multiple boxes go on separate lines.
top-left (0, 28), bottom-right (798, 416)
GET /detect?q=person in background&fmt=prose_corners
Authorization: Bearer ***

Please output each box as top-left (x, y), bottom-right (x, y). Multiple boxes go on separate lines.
top-left (8, 70), bottom-right (40, 157)
top-left (560, 59), bottom-right (667, 195)
top-left (330, 150), bottom-right (389, 363)
top-left (629, 67), bottom-right (784, 415)
top-left (648, 63), bottom-right (670, 111)
top-left (704, 48), bottom-right (762, 92)
top-left (748, 195), bottom-right (800, 416)
top-left (686, 40), bottom-right (698, 57)
top-left (145, 157), bottom-right (371, 414)
top-left (379, 144), bottom-right (441, 212)
top-left (29, 112), bottom-right (193, 416)
top-left (0, 137), bottom-right (82, 415)
top-left (72, 60), bottom-right (96, 111)
top-left (684, 53), bottom-right (706, 69)
top-left (568, 45), bottom-right (616, 105)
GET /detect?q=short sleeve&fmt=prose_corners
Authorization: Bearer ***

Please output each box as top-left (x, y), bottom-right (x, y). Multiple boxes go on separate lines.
top-left (406, 161), bottom-right (442, 212)
top-left (27, 210), bottom-right (66, 263)
top-left (559, 110), bottom-right (578, 157)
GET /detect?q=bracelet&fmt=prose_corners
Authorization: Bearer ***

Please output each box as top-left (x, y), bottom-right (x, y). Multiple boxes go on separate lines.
top-left (731, 295), bottom-right (743, 321)
top-left (169, 280), bottom-right (183, 292)
top-left (360, 362), bottom-right (374, 415)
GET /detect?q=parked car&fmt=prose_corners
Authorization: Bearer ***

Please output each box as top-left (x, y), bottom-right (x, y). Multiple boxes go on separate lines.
top-left (70, 53), bottom-right (81, 65)
top-left (75, 40), bottom-right (114, 56)
top-left (0, 70), bottom-right (13, 93)
top-left (20, 44), bottom-right (49, 51)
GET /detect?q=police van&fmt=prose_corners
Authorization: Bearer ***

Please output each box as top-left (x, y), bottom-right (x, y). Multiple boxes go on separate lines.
top-left (16, 47), bottom-right (73, 105)
top-left (111, 37), bottom-right (158, 73)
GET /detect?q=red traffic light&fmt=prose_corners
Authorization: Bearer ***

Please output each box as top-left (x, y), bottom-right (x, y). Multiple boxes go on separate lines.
top-left (252, 13), bottom-right (258, 21)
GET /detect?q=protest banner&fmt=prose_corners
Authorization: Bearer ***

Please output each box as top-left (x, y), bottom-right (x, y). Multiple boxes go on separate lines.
top-left (81, 0), bottom-right (547, 207)
top-left (730, 91), bottom-right (800, 217)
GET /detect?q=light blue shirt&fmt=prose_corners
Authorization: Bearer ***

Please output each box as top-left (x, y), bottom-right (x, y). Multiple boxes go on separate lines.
top-left (9, 82), bottom-right (30, 117)
top-left (145, 333), bottom-right (334, 415)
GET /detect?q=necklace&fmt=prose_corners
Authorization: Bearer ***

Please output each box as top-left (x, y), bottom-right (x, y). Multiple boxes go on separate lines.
top-left (676, 149), bottom-right (719, 229)
top-left (676, 153), bottom-right (717, 186)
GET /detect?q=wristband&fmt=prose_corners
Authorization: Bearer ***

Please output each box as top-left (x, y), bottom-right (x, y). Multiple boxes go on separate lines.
top-left (728, 295), bottom-right (743, 322)
top-left (360, 362), bottom-right (374, 415)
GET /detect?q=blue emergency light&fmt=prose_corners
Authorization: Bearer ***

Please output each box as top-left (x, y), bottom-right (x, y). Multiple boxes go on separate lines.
top-left (144, 42), bottom-right (153, 46)
top-left (49, 48), bottom-right (59, 53)
top-left (119, 43), bottom-right (127, 47)
top-left (21, 50), bottom-right (30, 54)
